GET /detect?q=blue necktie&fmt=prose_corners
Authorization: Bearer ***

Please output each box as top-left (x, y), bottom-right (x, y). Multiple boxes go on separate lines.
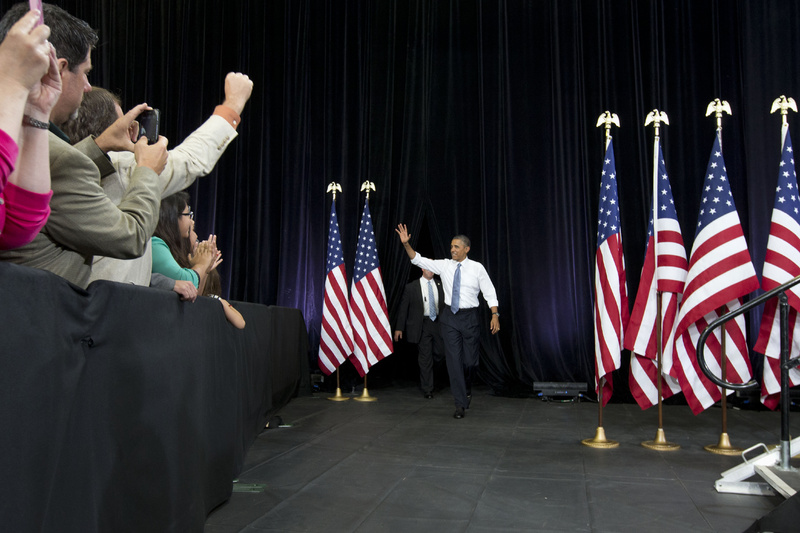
top-left (451, 263), bottom-right (461, 313)
top-left (428, 281), bottom-right (437, 321)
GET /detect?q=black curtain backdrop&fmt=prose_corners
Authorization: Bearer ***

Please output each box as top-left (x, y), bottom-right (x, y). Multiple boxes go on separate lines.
top-left (50, 0), bottom-right (800, 401)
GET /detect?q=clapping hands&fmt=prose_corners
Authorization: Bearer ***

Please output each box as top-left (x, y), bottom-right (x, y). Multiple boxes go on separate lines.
top-left (189, 234), bottom-right (222, 273)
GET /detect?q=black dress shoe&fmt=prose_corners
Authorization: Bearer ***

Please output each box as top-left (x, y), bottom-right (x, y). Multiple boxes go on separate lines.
top-left (453, 407), bottom-right (465, 419)
top-left (424, 392), bottom-right (433, 399)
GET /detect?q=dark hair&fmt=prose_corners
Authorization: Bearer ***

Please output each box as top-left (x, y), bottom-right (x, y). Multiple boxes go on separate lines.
top-left (203, 269), bottom-right (221, 297)
top-left (0, 3), bottom-right (98, 71)
top-left (61, 87), bottom-right (121, 144)
top-left (154, 192), bottom-right (192, 268)
top-left (452, 234), bottom-right (471, 248)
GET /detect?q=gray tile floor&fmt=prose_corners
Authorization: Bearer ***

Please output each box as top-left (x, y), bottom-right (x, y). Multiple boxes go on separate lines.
top-left (205, 384), bottom-right (799, 532)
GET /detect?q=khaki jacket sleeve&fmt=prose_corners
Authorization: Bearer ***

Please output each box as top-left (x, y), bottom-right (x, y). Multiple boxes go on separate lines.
top-left (44, 133), bottom-right (162, 259)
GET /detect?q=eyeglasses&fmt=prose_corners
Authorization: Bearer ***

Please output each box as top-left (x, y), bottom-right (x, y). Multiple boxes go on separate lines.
top-left (179, 211), bottom-right (194, 220)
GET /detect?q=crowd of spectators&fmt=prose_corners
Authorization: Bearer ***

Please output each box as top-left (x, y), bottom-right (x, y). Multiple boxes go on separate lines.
top-left (0, 3), bottom-right (252, 329)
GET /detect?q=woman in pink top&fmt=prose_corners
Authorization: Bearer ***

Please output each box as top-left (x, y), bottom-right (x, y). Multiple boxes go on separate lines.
top-left (0, 9), bottom-right (61, 250)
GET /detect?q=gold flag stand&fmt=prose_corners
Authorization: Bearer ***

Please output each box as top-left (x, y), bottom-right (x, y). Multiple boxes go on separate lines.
top-left (583, 112), bottom-right (621, 450)
top-left (641, 294), bottom-right (680, 451)
top-left (704, 322), bottom-right (741, 455)
top-left (641, 110), bottom-right (679, 452)
top-left (353, 374), bottom-right (377, 402)
top-left (327, 368), bottom-right (350, 402)
top-left (582, 377), bottom-right (619, 448)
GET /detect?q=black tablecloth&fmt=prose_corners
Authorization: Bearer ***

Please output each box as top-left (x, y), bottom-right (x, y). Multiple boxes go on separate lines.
top-left (0, 261), bottom-right (309, 532)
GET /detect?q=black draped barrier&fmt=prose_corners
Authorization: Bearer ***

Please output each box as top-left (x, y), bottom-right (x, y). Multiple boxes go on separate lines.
top-left (0, 261), bottom-right (309, 532)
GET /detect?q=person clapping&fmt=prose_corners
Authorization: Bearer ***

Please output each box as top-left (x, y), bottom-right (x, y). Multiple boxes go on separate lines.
top-left (150, 191), bottom-right (244, 328)
top-left (151, 191), bottom-right (219, 294)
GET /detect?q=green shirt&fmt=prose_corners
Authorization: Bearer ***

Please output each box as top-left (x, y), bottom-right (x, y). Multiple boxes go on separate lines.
top-left (150, 236), bottom-right (199, 287)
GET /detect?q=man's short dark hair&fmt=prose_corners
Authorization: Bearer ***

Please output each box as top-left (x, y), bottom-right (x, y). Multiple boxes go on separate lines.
top-left (453, 234), bottom-right (471, 248)
top-left (61, 87), bottom-right (121, 144)
top-left (0, 3), bottom-right (98, 71)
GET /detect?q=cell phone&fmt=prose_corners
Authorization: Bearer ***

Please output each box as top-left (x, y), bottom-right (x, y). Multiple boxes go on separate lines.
top-left (29, 0), bottom-right (44, 26)
top-left (137, 109), bottom-right (160, 144)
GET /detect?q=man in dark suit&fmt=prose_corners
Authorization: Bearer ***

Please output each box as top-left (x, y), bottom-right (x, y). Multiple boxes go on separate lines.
top-left (394, 268), bottom-right (446, 398)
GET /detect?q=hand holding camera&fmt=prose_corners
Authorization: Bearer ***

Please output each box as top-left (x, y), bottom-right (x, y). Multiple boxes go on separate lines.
top-left (95, 103), bottom-right (158, 152)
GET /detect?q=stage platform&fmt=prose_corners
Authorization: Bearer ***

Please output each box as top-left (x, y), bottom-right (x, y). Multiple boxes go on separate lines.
top-left (207, 385), bottom-right (800, 533)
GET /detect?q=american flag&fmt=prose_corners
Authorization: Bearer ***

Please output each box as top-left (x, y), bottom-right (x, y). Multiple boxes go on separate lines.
top-left (672, 132), bottom-right (760, 415)
top-left (318, 202), bottom-right (354, 375)
top-left (624, 141), bottom-right (687, 409)
top-left (593, 139), bottom-right (629, 406)
top-left (755, 127), bottom-right (800, 409)
top-left (348, 201), bottom-right (393, 376)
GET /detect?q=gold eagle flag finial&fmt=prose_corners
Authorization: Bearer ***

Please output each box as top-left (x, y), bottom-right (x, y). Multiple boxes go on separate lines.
top-left (595, 111), bottom-right (620, 143)
top-left (705, 98), bottom-right (732, 130)
top-left (360, 180), bottom-right (376, 200)
top-left (644, 109), bottom-right (669, 137)
top-left (770, 95), bottom-right (798, 126)
top-left (326, 182), bottom-right (342, 201)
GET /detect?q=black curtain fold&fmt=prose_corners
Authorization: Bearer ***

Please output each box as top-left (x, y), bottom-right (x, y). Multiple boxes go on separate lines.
top-left (52, 0), bottom-right (800, 399)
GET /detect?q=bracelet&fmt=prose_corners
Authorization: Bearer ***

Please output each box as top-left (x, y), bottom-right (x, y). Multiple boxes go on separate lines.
top-left (23, 115), bottom-right (49, 129)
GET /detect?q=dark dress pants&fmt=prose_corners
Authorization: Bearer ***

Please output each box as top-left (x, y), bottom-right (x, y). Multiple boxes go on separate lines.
top-left (418, 317), bottom-right (444, 394)
top-left (439, 307), bottom-right (480, 408)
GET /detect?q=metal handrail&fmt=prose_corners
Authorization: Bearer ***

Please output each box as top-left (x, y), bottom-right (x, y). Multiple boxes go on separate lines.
top-left (696, 275), bottom-right (800, 390)
top-left (696, 274), bottom-right (800, 470)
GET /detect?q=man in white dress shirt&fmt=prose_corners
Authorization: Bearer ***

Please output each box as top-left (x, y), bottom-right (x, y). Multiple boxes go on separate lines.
top-left (396, 224), bottom-right (499, 419)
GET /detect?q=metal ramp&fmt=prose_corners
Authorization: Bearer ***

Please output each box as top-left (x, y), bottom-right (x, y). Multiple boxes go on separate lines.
top-left (716, 437), bottom-right (800, 497)
top-left (696, 277), bottom-right (800, 500)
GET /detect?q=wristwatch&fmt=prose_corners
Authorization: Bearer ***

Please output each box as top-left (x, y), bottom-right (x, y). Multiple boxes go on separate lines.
top-left (492, 312), bottom-right (500, 317)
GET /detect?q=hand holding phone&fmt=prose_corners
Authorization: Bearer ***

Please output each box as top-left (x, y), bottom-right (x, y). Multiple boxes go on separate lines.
top-left (137, 109), bottom-right (160, 144)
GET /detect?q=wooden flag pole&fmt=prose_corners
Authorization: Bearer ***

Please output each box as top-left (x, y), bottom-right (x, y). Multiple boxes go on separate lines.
top-left (327, 369), bottom-right (350, 402)
top-left (642, 295), bottom-right (679, 450)
top-left (641, 110), bottom-right (679, 451)
top-left (702, 103), bottom-right (742, 455)
top-left (582, 377), bottom-right (618, 448)
top-left (353, 373), bottom-right (377, 402)
top-left (705, 322), bottom-right (741, 454)
top-left (583, 112), bottom-right (621, 449)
